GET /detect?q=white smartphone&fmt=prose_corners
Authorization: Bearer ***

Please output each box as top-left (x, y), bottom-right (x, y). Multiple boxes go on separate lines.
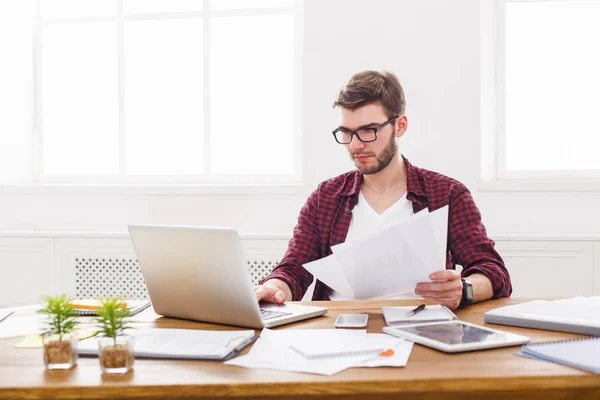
top-left (334, 314), bottom-right (369, 328)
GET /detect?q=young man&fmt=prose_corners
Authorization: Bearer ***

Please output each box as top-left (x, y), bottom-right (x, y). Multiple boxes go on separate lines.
top-left (255, 71), bottom-right (511, 310)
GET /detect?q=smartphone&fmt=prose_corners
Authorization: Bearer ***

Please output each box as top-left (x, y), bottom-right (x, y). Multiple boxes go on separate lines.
top-left (334, 314), bottom-right (369, 328)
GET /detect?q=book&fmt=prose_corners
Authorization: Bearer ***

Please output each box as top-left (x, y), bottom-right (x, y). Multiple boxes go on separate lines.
top-left (519, 337), bottom-right (600, 374)
top-left (78, 328), bottom-right (258, 361)
top-left (484, 299), bottom-right (600, 336)
top-left (69, 299), bottom-right (151, 316)
top-left (382, 305), bottom-right (457, 325)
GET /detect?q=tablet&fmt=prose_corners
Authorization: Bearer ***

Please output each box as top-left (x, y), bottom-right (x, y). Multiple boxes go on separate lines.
top-left (383, 320), bottom-right (530, 353)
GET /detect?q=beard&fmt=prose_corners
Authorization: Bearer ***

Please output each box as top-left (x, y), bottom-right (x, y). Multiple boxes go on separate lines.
top-left (350, 133), bottom-right (398, 175)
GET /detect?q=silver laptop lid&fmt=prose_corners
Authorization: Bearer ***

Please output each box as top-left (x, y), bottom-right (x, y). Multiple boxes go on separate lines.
top-left (128, 225), bottom-right (264, 328)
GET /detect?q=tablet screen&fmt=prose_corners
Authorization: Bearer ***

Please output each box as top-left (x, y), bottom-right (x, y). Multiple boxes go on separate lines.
top-left (398, 322), bottom-right (503, 345)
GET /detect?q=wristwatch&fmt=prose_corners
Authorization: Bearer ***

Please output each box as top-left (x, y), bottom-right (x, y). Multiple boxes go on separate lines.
top-left (459, 278), bottom-right (473, 308)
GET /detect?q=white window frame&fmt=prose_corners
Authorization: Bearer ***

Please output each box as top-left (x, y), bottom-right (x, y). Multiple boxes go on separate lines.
top-left (480, 0), bottom-right (600, 192)
top-left (31, 0), bottom-right (304, 188)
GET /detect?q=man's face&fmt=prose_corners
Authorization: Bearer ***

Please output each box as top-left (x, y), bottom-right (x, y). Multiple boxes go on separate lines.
top-left (338, 103), bottom-right (398, 175)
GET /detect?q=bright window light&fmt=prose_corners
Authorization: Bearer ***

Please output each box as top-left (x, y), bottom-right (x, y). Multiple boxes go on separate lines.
top-left (210, 15), bottom-right (295, 175)
top-left (0, 0), bottom-right (300, 184)
top-left (504, 1), bottom-right (600, 171)
top-left (124, 19), bottom-right (204, 175)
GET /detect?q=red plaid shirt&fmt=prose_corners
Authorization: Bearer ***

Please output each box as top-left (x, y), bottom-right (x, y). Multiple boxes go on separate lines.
top-left (261, 156), bottom-right (512, 301)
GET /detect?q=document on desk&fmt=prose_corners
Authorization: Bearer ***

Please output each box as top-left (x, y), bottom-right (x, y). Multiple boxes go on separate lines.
top-left (226, 329), bottom-right (409, 375)
top-left (0, 305), bottom-right (43, 339)
top-left (303, 206), bottom-right (448, 300)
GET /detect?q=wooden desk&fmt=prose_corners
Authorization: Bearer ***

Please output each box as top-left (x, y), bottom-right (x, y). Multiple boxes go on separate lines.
top-left (1, 299), bottom-right (599, 400)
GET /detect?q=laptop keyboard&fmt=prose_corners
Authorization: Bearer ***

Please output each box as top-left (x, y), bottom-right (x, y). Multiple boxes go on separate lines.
top-left (260, 308), bottom-right (293, 321)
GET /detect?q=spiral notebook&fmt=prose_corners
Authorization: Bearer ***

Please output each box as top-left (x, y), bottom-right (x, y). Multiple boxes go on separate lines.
top-left (290, 334), bottom-right (402, 359)
top-left (70, 300), bottom-right (151, 316)
top-left (519, 337), bottom-right (600, 374)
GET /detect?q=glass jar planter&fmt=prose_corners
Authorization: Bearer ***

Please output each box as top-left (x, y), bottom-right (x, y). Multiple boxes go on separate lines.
top-left (98, 336), bottom-right (135, 374)
top-left (43, 332), bottom-right (78, 370)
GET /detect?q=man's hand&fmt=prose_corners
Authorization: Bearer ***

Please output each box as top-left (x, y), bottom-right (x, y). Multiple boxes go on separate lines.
top-left (254, 280), bottom-right (290, 304)
top-left (414, 270), bottom-right (463, 310)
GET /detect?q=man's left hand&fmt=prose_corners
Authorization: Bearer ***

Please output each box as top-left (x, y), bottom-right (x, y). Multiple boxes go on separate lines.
top-left (414, 270), bottom-right (463, 310)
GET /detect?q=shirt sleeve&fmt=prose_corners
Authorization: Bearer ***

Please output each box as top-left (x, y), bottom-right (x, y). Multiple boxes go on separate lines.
top-left (259, 188), bottom-right (321, 301)
top-left (448, 189), bottom-right (512, 298)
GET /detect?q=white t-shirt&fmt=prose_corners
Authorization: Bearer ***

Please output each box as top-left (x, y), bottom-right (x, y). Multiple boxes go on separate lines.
top-left (329, 190), bottom-right (421, 300)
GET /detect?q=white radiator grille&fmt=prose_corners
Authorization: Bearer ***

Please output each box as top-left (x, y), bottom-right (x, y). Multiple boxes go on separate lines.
top-left (247, 260), bottom-right (278, 285)
top-left (75, 257), bottom-right (277, 299)
top-left (75, 257), bottom-right (149, 300)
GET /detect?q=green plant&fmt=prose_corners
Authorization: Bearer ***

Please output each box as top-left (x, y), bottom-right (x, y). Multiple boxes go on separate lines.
top-left (37, 294), bottom-right (78, 340)
top-left (95, 298), bottom-right (132, 346)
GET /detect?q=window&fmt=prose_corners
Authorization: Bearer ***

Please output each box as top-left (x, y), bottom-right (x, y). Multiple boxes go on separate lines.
top-left (496, 0), bottom-right (600, 180)
top-left (0, 0), bottom-right (301, 185)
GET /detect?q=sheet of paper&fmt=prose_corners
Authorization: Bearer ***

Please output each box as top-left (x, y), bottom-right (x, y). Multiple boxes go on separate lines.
top-left (321, 206), bottom-right (448, 300)
top-left (15, 329), bottom-right (97, 348)
top-left (0, 315), bottom-right (43, 339)
top-left (302, 255), bottom-right (354, 298)
top-left (225, 329), bottom-right (373, 376)
top-left (0, 304), bottom-right (106, 339)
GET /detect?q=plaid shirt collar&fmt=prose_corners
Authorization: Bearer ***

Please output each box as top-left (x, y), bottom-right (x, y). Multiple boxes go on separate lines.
top-left (337, 155), bottom-right (428, 209)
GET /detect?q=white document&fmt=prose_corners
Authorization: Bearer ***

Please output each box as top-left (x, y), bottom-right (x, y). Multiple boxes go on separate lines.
top-left (226, 329), bottom-right (376, 376)
top-left (0, 305), bottom-right (43, 339)
top-left (302, 256), bottom-right (354, 298)
top-left (78, 328), bottom-right (256, 360)
top-left (304, 206), bottom-right (448, 300)
top-left (0, 316), bottom-right (42, 339)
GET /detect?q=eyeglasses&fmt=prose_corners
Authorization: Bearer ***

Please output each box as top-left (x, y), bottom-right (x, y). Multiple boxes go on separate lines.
top-left (332, 115), bottom-right (399, 144)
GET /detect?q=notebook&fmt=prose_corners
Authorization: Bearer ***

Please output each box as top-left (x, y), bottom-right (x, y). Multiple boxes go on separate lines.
top-left (290, 333), bottom-right (402, 359)
top-left (382, 305), bottom-right (457, 325)
top-left (78, 328), bottom-right (258, 361)
top-left (519, 337), bottom-right (600, 374)
top-left (484, 299), bottom-right (600, 336)
top-left (69, 300), bottom-right (151, 316)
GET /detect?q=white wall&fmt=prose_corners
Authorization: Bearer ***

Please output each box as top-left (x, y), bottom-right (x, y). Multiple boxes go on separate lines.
top-left (1, 0), bottom-right (600, 238)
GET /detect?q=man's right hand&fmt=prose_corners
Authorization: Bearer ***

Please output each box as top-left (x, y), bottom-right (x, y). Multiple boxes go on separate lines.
top-left (254, 279), bottom-right (291, 304)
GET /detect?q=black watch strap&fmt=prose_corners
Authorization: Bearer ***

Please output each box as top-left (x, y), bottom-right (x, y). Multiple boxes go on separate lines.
top-left (459, 278), bottom-right (473, 308)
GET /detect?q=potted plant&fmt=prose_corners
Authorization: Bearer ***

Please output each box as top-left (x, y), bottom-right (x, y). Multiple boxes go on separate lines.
top-left (38, 294), bottom-right (79, 370)
top-left (95, 297), bottom-right (134, 374)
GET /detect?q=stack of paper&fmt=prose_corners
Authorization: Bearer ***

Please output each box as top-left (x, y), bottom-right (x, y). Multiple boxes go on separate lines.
top-left (303, 206), bottom-right (448, 300)
top-left (484, 297), bottom-right (600, 336)
top-left (225, 329), bottom-right (413, 375)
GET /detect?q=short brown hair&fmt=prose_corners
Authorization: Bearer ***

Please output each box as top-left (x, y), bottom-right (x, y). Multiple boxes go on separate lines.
top-left (333, 70), bottom-right (406, 117)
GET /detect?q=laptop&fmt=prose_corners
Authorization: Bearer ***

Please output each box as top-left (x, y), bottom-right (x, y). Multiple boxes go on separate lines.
top-left (128, 225), bottom-right (327, 329)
